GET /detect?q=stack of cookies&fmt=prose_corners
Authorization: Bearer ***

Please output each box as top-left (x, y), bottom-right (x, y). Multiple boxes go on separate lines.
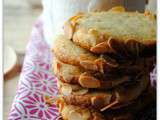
top-left (51, 7), bottom-right (156, 120)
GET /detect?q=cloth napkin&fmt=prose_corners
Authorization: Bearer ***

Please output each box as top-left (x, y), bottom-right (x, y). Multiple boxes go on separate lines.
top-left (8, 19), bottom-right (60, 120)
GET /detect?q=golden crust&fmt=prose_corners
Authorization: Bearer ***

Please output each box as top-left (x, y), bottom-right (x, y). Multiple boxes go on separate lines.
top-left (53, 57), bottom-right (83, 84)
top-left (64, 8), bottom-right (156, 55)
top-left (53, 58), bottom-right (130, 89)
top-left (57, 79), bottom-right (89, 96)
top-left (58, 104), bottom-right (105, 120)
top-left (62, 91), bottom-right (112, 110)
top-left (59, 104), bottom-right (133, 120)
top-left (59, 74), bottom-right (149, 110)
top-left (52, 35), bottom-right (119, 73)
top-left (57, 87), bottom-right (154, 120)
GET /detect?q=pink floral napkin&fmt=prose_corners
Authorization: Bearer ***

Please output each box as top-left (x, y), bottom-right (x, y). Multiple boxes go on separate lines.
top-left (8, 19), bottom-right (60, 120)
top-left (8, 18), bottom-right (156, 120)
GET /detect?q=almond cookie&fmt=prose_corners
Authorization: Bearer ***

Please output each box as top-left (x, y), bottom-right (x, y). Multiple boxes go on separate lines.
top-left (53, 58), bottom-right (130, 89)
top-left (103, 86), bottom-right (155, 120)
top-left (52, 35), bottom-right (118, 73)
top-left (59, 74), bottom-right (149, 111)
top-left (64, 7), bottom-right (156, 57)
top-left (57, 103), bottom-right (105, 120)
top-left (58, 86), bottom-right (153, 120)
top-left (57, 80), bottom-right (89, 96)
top-left (58, 103), bottom-right (133, 120)
top-left (46, 87), bottom-right (153, 120)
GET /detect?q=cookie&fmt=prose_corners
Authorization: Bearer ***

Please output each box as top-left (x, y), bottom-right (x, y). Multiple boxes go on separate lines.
top-left (58, 104), bottom-right (134, 120)
top-left (64, 7), bottom-right (156, 57)
top-left (52, 35), bottom-right (118, 73)
top-left (59, 74), bottom-right (149, 111)
top-left (103, 86), bottom-right (155, 120)
top-left (57, 103), bottom-right (105, 120)
top-left (57, 80), bottom-right (89, 96)
top-left (53, 58), bottom-right (130, 89)
top-left (57, 89), bottom-right (153, 120)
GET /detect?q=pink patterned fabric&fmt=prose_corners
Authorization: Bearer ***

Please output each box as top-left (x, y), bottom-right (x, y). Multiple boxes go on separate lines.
top-left (8, 19), bottom-right (156, 120)
top-left (8, 19), bottom-right (60, 120)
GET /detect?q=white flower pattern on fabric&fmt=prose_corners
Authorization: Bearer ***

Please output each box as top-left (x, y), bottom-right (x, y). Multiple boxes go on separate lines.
top-left (8, 19), bottom-right (59, 120)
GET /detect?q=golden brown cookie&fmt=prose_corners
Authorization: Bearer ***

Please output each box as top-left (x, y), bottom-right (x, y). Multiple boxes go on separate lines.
top-left (57, 89), bottom-right (153, 120)
top-left (57, 103), bottom-right (105, 120)
top-left (57, 80), bottom-right (89, 96)
top-left (52, 35), bottom-right (118, 73)
top-left (58, 103), bottom-right (133, 120)
top-left (64, 7), bottom-right (156, 57)
top-left (46, 87), bottom-right (153, 120)
top-left (103, 86), bottom-right (155, 120)
top-left (58, 74), bottom-right (149, 111)
top-left (53, 58), bottom-right (130, 89)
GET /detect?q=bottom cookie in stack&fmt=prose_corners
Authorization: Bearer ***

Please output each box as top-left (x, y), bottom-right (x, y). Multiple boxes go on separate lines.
top-left (44, 73), bottom-right (153, 120)
top-left (56, 73), bottom-right (149, 111)
top-left (55, 86), bottom-right (154, 120)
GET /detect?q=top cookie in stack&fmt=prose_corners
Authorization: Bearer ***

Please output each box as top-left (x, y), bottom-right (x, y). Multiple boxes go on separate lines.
top-left (64, 7), bottom-right (156, 57)
top-left (51, 7), bottom-right (156, 120)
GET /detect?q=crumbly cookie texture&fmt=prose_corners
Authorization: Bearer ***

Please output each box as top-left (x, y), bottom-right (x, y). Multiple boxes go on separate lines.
top-left (64, 7), bottom-right (156, 55)
top-left (58, 90), bottom-right (154, 120)
top-left (53, 58), bottom-right (130, 89)
top-left (58, 74), bottom-right (149, 111)
top-left (52, 35), bottom-right (118, 73)
top-left (45, 86), bottom-right (154, 120)
top-left (59, 104), bottom-right (105, 120)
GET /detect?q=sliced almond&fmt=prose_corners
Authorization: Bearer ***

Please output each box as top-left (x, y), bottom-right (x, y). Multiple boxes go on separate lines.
top-left (82, 109), bottom-right (91, 120)
top-left (68, 111), bottom-right (83, 120)
top-left (111, 101), bottom-right (132, 110)
top-left (61, 85), bottom-right (72, 96)
top-left (105, 56), bottom-right (118, 68)
top-left (91, 97), bottom-right (104, 108)
top-left (100, 100), bottom-right (118, 111)
top-left (61, 105), bottom-right (73, 119)
top-left (73, 89), bottom-right (88, 95)
top-left (55, 99), bottom-right (67, 114)
top-left (57, 80), bottom-right (61, 88)
top-left (79, 74), bottom-right (100, 88)
top-left (59, 80), bottom-right (86, 93)
top-left (64, 21), bottom-right (74, 39)
top-left (90, 42), bottom-right (114, 53)
top-left (94, 58), bottom-right (105, 73)
top-left (110, 6), bottom-right (125, 12)
top-left (69, 13), bottom-right (83, 25)
top-left (108, 38), bottom-right (130, 57)
top-left (144, 10), bottom-right (155, 20)
top-left (58, 101), bottom-right (65, 113)
top-left (80, 60), bottom-right (98, 71)
top-left (88, 29), bottom-right (99, 37)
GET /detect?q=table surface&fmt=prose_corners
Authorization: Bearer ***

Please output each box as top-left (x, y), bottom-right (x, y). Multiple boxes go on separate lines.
top-left (4, 0), bottom-right (41, 119)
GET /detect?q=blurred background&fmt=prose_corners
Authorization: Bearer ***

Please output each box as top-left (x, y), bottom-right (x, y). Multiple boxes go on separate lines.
top-left (4, 0), bottom-right (42, 119)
